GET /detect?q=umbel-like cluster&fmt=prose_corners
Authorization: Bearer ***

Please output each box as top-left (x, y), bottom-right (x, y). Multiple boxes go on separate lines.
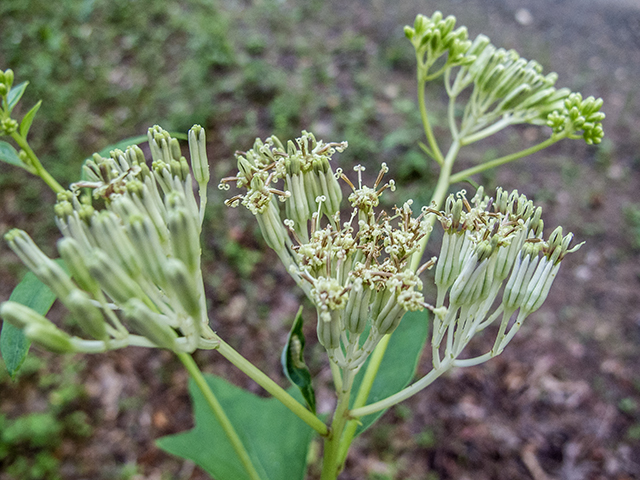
top-left (429, 188), bottom-right (582, 368)
top-left (1, 126), bottom-right (218, 353)
top-left (220, 132), bottom-right (434, 368)
top-left (405, 11), bottom-right (605, 145)
top-left (221, 132), bottom-right (582, 370)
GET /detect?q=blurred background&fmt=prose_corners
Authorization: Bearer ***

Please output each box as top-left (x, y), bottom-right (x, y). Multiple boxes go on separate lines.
top-left (1, 0), bottom-right (639, 479)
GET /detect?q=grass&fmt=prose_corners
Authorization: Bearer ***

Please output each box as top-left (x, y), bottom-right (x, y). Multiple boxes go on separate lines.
top-left (0, 355), bottom-right (92, 480)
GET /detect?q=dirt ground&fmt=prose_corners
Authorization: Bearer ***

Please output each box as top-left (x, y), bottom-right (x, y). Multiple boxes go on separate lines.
top-left (1, 0), bottom-right (640, 479)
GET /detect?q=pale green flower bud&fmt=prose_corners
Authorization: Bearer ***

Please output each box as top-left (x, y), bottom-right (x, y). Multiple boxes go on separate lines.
top-left (34, 259), bottom-right (76, 301)
top-left (57, 237), bottom-right (99, 293)
top-left (376, 303), bottom-right (405, 336)
top-left (521, 257), bottom-right (558, 315)
top-left (5, 229), bottom-right (49, 273)
top-left (24, 323), bottom-right (75, 353)
top-left (344, 278), bottom-right (367, 334)
top-left (502, 244), bottom-right (541, 312)
top-left (167, 205), bottom-right (201, 273)
top-left (64, 290), bottom-right (108, 340)
top-left (0, 301), bottom-right (51, 329)
top-left (123, 299), bottom-right (178, 350)
top-left (163, 259), bottom-right (202, 320)
top-left (188, 125), bottom-right (210, 187)
top-left (86, 249), bottom-right (146, 305)
top-left (316, 310), bottom-right (341, 349)
top-left (4, 69), bottom-right (14, 89)
top-left (126, 215), bottom-right (168, 287)
top-left (256, 201), bottom-right (289, 254)
top-left (91, 211), bottom-right (140, 278)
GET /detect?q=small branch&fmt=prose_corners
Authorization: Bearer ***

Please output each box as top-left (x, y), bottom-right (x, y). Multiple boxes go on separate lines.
top-left (215, 337), bottom-right (329, 436)
top-left (10, 131), bottom-right (65, 194)
top-left (449, 135), bottom-right (563, 184)
top-left (417, 77), bottom-right (444, 165)
top-left (177, 352), bottom-right (262, 480)
top-left (460, 116), bottom-right (514, 145)
top-left (349, 358), bottom-right (453, 418)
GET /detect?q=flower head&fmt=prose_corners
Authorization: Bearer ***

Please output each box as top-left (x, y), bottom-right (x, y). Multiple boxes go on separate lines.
top-left (1, 126), bottom-right (219, 354)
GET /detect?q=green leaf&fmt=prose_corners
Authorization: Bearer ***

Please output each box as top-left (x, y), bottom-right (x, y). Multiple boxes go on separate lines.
top-left (0, 141), bottom-right (24, 168)
top-left (1, 271), bottom-right (58, 378)
top-left (19, 100), bottom-right (42, 139)
top-left (281, 306), bottom-right (316, 413)
top-left (157, 374), bottom-right (315, 480)
top-left (7, 81), bottom-right (29, 112)
top-left (95, 134), bottom-right (149, 158)
top-left (350, 309), bottom-right (429, 434)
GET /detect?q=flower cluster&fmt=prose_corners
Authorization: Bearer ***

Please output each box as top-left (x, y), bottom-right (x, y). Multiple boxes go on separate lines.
top-left (404, 12), bottom-right (605, 146)
top-left (222, 133), bottom-right (434, 369)
top-left (546, 93), bottom-right (605, 145)
top-left (430, 188), bottom-right (583, 367)
top-left (0, 69), bottom-right (19, 136)
top-left (1, 126), bottom-right (218, 354)
top-left (404, 11), bottom-right (473, 80)
top-left (451, 35), bottom-right (572, 136)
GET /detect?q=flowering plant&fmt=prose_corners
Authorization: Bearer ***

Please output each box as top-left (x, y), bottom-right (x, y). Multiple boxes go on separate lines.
top-left (0, 12), bottom-right (603, 480)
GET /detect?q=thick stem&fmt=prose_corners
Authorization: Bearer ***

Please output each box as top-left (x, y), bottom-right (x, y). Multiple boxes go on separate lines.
top-left (336, 333), bottom-right (391, 466)
top-left (215, 337), bottom-right (329, 436)
top-left (320, 369), bottom-right (356, 480)
top-left (177, 352), bottom-right (262, 480)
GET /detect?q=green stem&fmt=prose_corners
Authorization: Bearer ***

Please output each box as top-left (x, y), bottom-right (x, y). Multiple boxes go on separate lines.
top-left (176, 352), bottom-right (262, 480)
top-left (215, 337), bottom-right (329, 436)
top-left (449, 135), bottom-right (562, 184)
top-left (336, 333), bottom-right (391, 466)
top-left (349, 358), bottom-right (453, 418)
top-left (320, 369), bottom-right (356, 480)
top-left (10, 131), bottom-right (65, 194)
top-left (417, 76), bottom-right (444, 165)
top-left (459, 116), bottom-right (514, 145)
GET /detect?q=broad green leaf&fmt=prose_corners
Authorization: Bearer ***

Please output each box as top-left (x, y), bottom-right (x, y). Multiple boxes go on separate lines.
top-left (0, 141), bottom-right (24, 168)
top-left (19, 100), bottom-right (42, 139)
top-left (1, 270), bottom-right (58, 378)
top-left (350, 309), bottom-right (429, 434)
top-left (281, 306), bottom-right (316, 413)
top-left (157, 374), bottom-right (315, 480)
top-left (94, 134), bottom-right (149, 159)
top-left (7, 81), bottom-right (29, 111)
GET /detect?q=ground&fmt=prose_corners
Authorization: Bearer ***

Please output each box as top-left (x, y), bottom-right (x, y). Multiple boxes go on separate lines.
top-left (1, 0), bottom-right (639, 479)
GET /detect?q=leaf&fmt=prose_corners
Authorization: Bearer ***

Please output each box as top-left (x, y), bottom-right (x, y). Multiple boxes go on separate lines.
top-left (281, 306), bottom-right (316, 413)
top-left (157, 374), bottom-right (315, 480)
top-left (350, 309), bottom-right (429, 434)
top-left (6, 81), bottom-right (29, 111)
top-left (94, 134), bottom-right (150, 159)
top-left (1, 270), bottom-right (58, 378)
top-left (0, 141), bottom-right (25, 168)
top-left (19, 100), bottom-right (42, 139)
